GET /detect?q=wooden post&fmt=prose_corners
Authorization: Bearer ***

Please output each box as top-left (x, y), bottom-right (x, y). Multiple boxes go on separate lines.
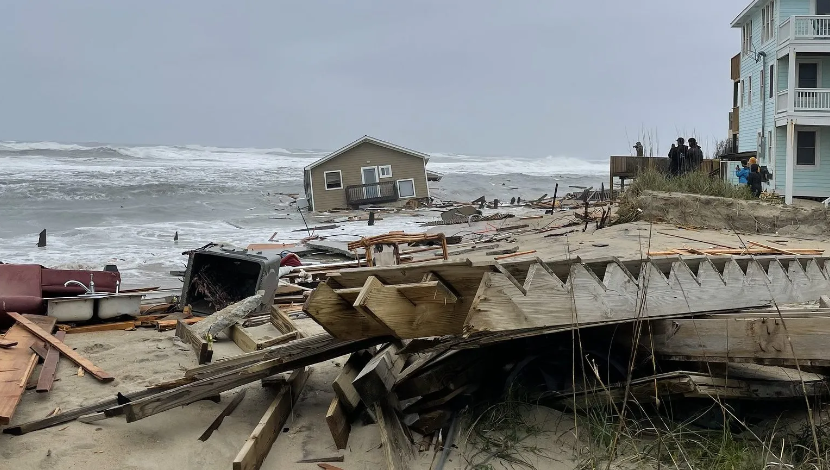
top-left (368, 211), bottom-right (375, 226)
top-left (493, 199), bottom-right (498, 209)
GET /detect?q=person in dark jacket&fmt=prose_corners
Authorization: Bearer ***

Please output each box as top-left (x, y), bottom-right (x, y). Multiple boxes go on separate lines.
top-left (668, 138), bottom-right (687, 176)
top-left (686, 138), bottom-right (704, 173)
top-left (747, 163), bottom-right (763, 197)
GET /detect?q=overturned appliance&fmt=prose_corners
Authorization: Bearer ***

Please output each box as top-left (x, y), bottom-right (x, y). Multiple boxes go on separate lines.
top-left (180, 243), bottom-right (280, 315)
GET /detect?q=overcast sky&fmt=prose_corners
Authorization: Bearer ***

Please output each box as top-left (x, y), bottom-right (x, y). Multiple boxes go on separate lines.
top-left (0, 1), bottom-right (744, 158)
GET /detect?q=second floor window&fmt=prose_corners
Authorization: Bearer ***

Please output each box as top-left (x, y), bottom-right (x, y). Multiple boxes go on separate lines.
top-left (762, 1), bottom-right (775, 43)
top-left (742, 21), bottom-right (753, 56)
top-left (749, 74), bottom-right (753, 104)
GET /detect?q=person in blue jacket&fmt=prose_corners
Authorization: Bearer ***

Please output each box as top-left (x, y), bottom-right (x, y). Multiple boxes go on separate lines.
top-left (735, 161), bottom-right (750, 184)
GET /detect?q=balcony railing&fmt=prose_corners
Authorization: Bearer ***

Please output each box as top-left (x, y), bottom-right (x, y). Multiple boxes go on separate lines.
top-left (345, 180), bottom-right (398, 206)
top-left (780, 16), bottom-right (830, 45)
top-left (795, 88), bottom-right (830, 110)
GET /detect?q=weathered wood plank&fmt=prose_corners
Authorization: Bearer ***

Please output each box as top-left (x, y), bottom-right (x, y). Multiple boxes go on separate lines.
top-left (198, 389), bottom-right (247, 441)
top-left (63, 321), bottom-right (136, 334)
top-left (375, 400), bottom-right (414, 470)
top-left (176, 319), bottom-right (213, 364)
top-left (0, 339), bottom-right (19, 348)
top-left (0, 315), bottom-right (56, 424)
top-left (304, 281), bottom-right (393, 339)
top-left (5, 312), bottom-right (113, 382)
top-left (333, 350), bottom-right (373, 415)
top-left (353, 344), bottom-right (405, 406)
top-left (232, 368), bottom-right (310, 470)
top-left (36, 330), bottom-right (67, 393)
top-left (229, 324), bottom-right (259, 353)
top-left (325, 397), bottom-right (350, 449)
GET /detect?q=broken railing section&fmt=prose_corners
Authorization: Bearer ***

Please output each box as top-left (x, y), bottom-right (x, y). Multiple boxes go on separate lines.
top-left (304, 254), bottom-right (830, 340)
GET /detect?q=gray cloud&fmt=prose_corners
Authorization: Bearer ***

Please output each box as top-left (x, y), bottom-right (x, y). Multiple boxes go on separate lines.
top-left (0, 0), bottom-right (743, 158)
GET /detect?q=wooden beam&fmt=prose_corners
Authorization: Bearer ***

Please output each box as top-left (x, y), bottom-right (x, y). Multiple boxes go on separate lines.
top-left (124, 335), bottom-right (385, 422)
top-left (270, 305), bottom-right (302, 336)
top-left (325, 397), bottom-right (350, 449)
top-left (304, 281), bottom-right (393, 339)
top-left (375, 400), bottom-right (414, 470)
top-left (198, 389), bottom-right (247, 441)
top-left (354, 277), bottom-right (459, 339)
top-left (229, 324), bottom-right (259, 353)
top-left (156, 316), bottom-right (203, 332)
top-left (352, 344), bottom-right (405, 406)
top-left (176, 319), bottom-right (212, 364)
top-left (233, 368), bottom-right (310, 470)
top-left (747, 240), bottom-right (800, 256)
top-left (36, 330), bottom-right (67, 393)
top-left (63, 321), bottom-right (136, 334)
top-left (333, 350), bottom-right (373, 415)
top-left (0, 315), bottom-right (56, 425)
top-left (5, 312), bottom-right (113, 382)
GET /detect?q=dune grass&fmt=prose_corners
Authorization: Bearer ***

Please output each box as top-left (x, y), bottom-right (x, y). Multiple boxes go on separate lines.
top-left (624, 168), bottom-right (754, 200)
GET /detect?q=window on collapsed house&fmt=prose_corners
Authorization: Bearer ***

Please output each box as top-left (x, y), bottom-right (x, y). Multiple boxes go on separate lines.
top-left (378, 165), bottom-right (392, 178)
top-left (324, 170), bottom-right (343, 190)
top-left (742, 21), bottom-right (753, 56)
top-left (397, 179), bottom-right (416, 198)
top-left (762, 1), bottom-right (775, 43)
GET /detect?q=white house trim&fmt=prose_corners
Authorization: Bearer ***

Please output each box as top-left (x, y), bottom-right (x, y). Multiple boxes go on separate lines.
top-left (360, 166), bottom-right (379, 185)
top-left (304, 135), bottom-right (430, 171)
top-left (323, 170), bottom-right (343, 190)
top-left (785, 119), bottom-right (795, 205)
top-left (378, 165), bottom-right (392, 178)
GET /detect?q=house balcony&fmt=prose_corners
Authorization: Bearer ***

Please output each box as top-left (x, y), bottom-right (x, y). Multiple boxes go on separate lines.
top-left (778, 16), bottom-right (830, 55)
top-left (345, 181), bottom-right (398, 206)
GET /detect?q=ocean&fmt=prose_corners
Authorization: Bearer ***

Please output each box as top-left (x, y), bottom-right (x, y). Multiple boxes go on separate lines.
top-left (0, 141), bottom-right (609, 287)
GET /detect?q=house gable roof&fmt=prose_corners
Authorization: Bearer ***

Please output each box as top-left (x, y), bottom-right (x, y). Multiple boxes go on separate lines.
top-left (731, 0), bottom-right (762, 27)
top-left (304, 135), bottom-right (430, 171)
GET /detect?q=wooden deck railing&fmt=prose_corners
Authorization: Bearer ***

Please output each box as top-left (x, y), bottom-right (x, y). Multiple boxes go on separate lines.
top-left (345, 181), bottom-right (399, 206)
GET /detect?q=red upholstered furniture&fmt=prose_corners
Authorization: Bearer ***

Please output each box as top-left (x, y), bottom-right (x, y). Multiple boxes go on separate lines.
top-left (0, 265), bottom-right (121, 315)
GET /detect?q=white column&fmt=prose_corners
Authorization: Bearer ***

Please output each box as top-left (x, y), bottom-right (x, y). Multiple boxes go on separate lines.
top-left (785, 119), bottom-right (795, 205)
top-left (788, 48), bottom-right (796, 112)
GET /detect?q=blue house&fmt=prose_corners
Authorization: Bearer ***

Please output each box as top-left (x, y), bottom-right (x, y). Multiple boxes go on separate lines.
top-left (732, 0), bottom-right (830, 203)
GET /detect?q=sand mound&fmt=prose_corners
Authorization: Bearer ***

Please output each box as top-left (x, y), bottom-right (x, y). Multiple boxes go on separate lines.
top-left (623, 190), bottom-right (830, 235)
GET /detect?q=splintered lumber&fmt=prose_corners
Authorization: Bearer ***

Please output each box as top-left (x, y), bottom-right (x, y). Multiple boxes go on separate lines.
top-left (124, 334), bottom-right (386, 422)
top-left (176, 319), bottom-right (213, 364)
top-left (353, 344), bottom-right (406, 406)
top-left (394, 350), bottom-right (484, 400)
top-left (333, 350), bottom-right (373, 415)
top-left (36, 330), bottom-right (67, 393)
top-left (0, 315), bottom-right (56, 424)
top-left (352, 277), bottom-right (459, 339)
top-left (304, 282), bottom-right (394, 339)
top-left (647, 315), bottom-right (830, 366)
top-left (233, 367), bottom-right (310, 470)
top-left (562, 365), bottom-right (827, 409)
top-left (375, 400), bottom-right (415, 470)
top-left (5, 312), bottom-right (114, 382)
top-left (325, 397), bottom-right (350, 449)
top-left (199, 389), bottom-right (247, 441)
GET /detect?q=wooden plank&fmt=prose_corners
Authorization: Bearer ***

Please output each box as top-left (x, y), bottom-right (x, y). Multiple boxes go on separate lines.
top-left (270, 305), bottom-right (302, 335)
top-left (325, 397), bottom-right (350, 449)
top-left (0, 315), bottom-right (57, 425)
top-left (175, 319), bottom-right (212, 364)
top-left (354, 277), bottom-right (458, 339)
top-left (352, 344), bottom-right (406, 406)
top-left (198, 389), bottom-right (247, 441)
top-left (157, 316), bottom-right (202, 332)
top-left (124, 335), bottom-right (385, 422)
top-left (63, 321), bottom-right (136, 334)
top-left (375, 400), bottom-right (414, 470)
top-left (0, 339), bottom-right (19, 348)
top-left (748, 240), bottom-right (800, 255)
top-left (494, 250), bottom-right (537, 260)
top-left (36, 330), bottom-right (67, 393)
top-left (304, 281), bottom-right (393, 339)
top-left (333, 350), bottom-right (373, 415)
top-left (232, 367), bottom-right (310, 470)
top-left (229, 324), bottom-right (259, 353)
top-left (5, 312), bottom-right (113, 382)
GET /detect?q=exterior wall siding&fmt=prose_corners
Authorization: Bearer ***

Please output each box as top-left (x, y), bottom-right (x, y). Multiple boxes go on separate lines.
top-left (309, 142), bottom-right (428, 212)
top-left (779, 0), bottom-right (810, 18)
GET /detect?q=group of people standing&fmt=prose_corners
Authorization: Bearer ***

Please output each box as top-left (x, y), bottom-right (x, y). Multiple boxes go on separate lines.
top-left (735, 157), bottom-right (763, 197)
top-left (668, 137), bottom-right (704, 176)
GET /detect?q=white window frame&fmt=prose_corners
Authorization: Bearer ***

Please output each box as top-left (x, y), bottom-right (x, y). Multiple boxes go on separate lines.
top-left (796, 128), bottom-right (820, 168)
top-left (378, 165), bottom-right (392, 178)
top-left (323, 170), bottom-right (343, 190)
top-left (742, 21), bottom-right (753, 56)
top-left (762, 1), bottom-right (775, 44)
top-left (396, 178), bottom-right (416, 198)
